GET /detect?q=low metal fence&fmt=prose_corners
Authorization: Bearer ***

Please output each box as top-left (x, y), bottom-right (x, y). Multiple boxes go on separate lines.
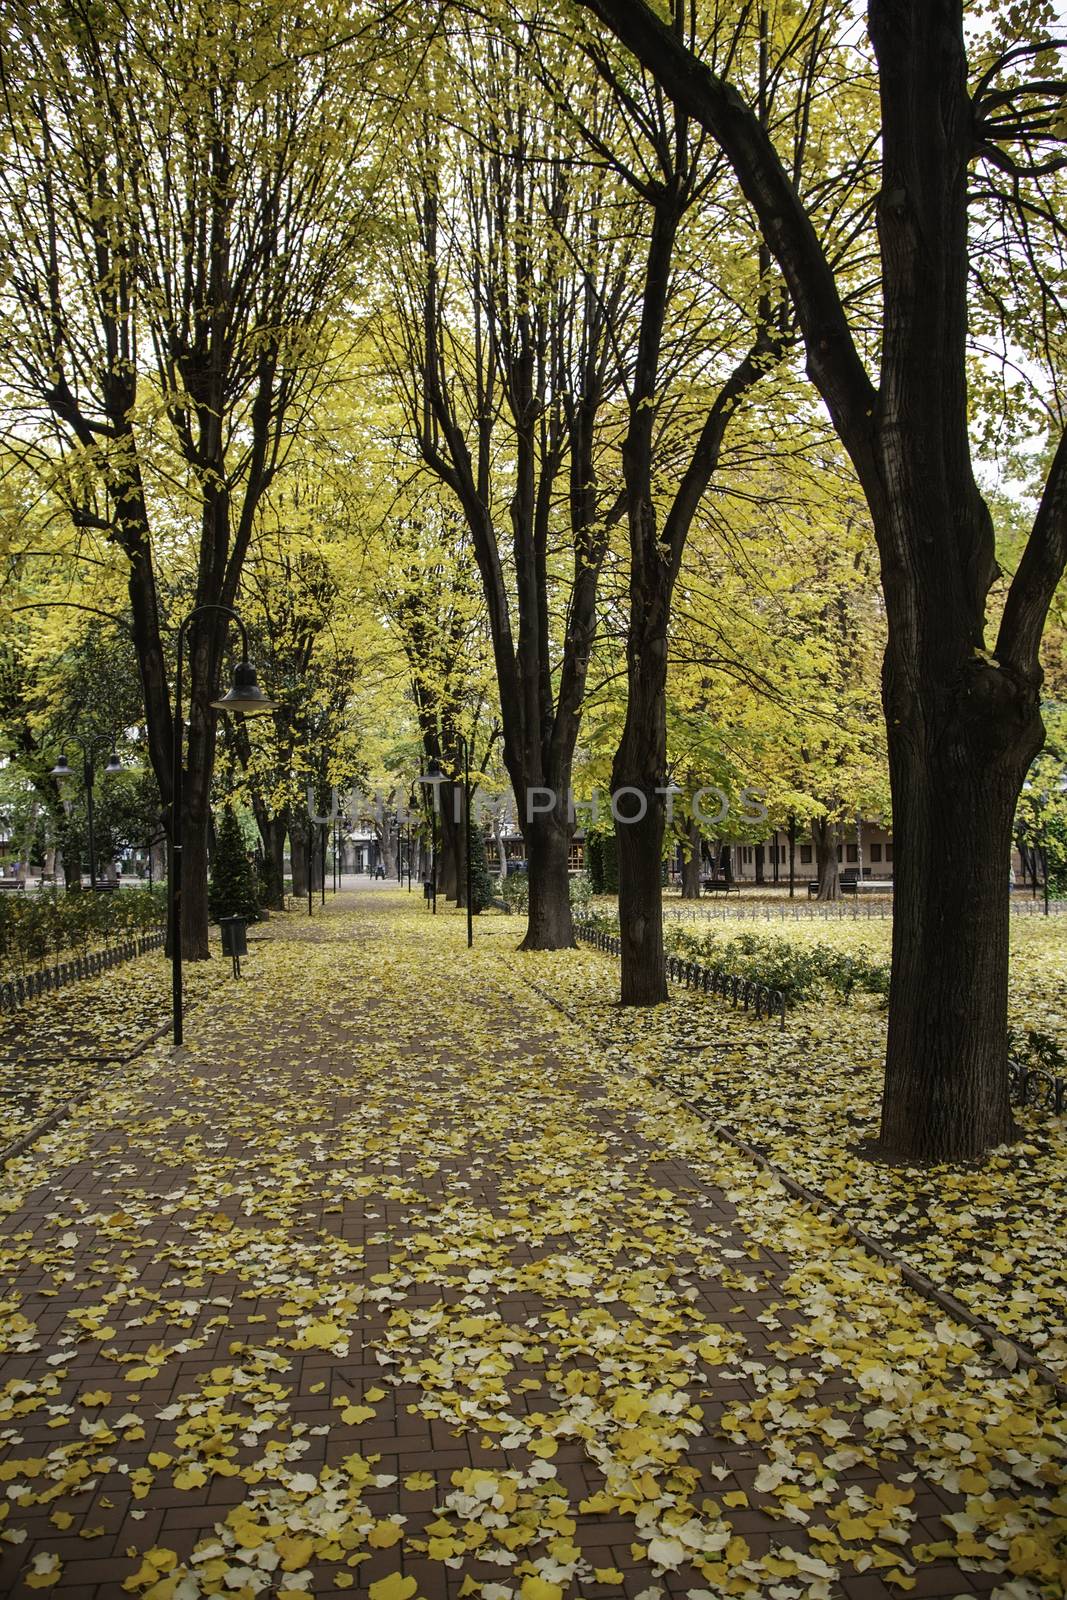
top-left (1008, 1056), bottom-right (1067, 1116)
top-left (660, 897), bottom-right (1066, 923)
top-left (0, 930), bottom-right (166, 1015)
top-left (663, 901), bottom-right (892, 922)
top-left (574, 921), bottom-right (787, 1029)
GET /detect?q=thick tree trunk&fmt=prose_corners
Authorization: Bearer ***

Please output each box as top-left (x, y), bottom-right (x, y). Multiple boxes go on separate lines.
top-left (616, 799), bottom-right (667, 1003)
top-left (520, 813), bottom-right (575, 950)
top-left (755, 843), bottom-right (765, 885)
top-left (812, 818), bottom-right (840, 900)
top-left (181, 828), bottom-right (210, 956)
top-left (681, 816), bottom-right (702, 899)
top-left (876, 661), bottom-right (1040, 1162)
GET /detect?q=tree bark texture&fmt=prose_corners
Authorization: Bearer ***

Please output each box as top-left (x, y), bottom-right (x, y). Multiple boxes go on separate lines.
top-left (289, 827), bottom-right (308, 899)
top-left (812, 817), bottom-right (840, 901)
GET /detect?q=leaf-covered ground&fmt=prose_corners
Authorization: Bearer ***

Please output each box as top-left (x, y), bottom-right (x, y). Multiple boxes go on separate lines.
top-left (0, 892), bottom-right (1062, 1599)
top-left (529, 912), bottom-right (1067, 1373)
top-left (0, 956), bottom-right (220, 1149)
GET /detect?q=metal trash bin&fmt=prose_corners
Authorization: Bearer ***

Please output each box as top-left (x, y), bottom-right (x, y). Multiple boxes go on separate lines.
top-left (423, 879), bottom-right (434, 903)
top-left (218, 915), bottom-right (247, 977)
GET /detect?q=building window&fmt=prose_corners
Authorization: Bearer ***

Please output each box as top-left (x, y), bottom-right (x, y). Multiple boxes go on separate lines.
top-left (800, 845), bottom-right (812, 864)
top-left (836, 844), bottom-right (842, 861)
top-left (870, 843), bottom-right (882, 863)
top-left (846, 844), bottom-right (858, 863)
top-left (742, 846), bottom-right (752, 863)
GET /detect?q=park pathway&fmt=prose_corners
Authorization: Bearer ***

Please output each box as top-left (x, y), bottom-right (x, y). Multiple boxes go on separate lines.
top-left (0, 891), bottom-right (1061, 1599)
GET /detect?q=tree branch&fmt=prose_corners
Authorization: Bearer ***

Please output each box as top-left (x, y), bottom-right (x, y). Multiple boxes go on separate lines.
top-left (997, 426), bottom-right (1067, 679)
top-left (574, 0), bottom-right (878, 481)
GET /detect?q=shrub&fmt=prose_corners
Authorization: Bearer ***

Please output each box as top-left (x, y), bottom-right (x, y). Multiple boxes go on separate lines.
top-left (569, 872), bottom-right (593, 911)
top-left (501, 871), bottom-right (529, 914)
top-left (469, 828), bottom-right (496, 913)
top-left (0, 886), bottom-right (166, 981)
top-left (665, 926), bottom-right (892, 1006)
top-left (585, 832), bottom-right (618, 894)
top-left (209, 807), bottom-right (260, 923)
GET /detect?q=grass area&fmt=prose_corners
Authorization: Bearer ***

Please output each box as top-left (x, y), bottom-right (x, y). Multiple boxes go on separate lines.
top-left (497, 907), bottom-right (1067, 1375)
top-left (0, 950), bottom-right (221, 1149)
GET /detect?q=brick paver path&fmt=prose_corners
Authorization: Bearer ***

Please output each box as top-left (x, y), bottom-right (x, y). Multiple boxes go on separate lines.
top-left (0, 892), bottom-right (1061, 1599)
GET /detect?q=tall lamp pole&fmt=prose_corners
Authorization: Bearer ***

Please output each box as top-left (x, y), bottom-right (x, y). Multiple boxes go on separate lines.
top-left (171, 604), bottom-right (276, 1047)
top-left (51, 743), bottom-right (123, 890)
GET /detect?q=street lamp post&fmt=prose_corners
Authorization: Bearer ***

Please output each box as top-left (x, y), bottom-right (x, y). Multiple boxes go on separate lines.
top-left (171, 604), bottom-right (276, 1047)
top-left (51, 743), bottom-right (123, 890)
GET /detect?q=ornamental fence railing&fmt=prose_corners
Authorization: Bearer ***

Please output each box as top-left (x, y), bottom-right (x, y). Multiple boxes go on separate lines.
top-left (1008, 1056), bottom-right (1067, 1116)
top-left (574, 920), bottom-right (787, 1029)
top-left (0, 931), bottom-right (166, 1015)
top-left (661, 898), bottom-right (1066, 923)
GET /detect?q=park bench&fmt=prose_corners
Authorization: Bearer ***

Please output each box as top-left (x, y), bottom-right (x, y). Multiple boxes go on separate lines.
top-left (808, 872), bottom-right (894, 896)
top-left (0, 879), bottom-right (26, 891)
top-left (701, 879), bottom-right (740, 895)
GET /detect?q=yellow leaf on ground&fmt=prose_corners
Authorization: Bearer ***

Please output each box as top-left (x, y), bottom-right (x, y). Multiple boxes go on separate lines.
top-left (368, 1577), bottom-right (417, 1600)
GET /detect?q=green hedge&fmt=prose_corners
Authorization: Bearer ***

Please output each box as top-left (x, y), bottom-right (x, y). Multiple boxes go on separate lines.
top-left (585, 832), bottom-right (619, 894)
top-left (667, 926), bottom-right (891, 1004)
top-left (0, 888), bottom-right (167, 981)
top-left (575, 910), bottom-right (891, 1007)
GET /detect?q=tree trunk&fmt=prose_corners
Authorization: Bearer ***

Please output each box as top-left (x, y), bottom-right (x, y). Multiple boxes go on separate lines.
top-left (616, 800), bottom-right (667, 1003)
top-left (290, 827), bottom-right (308, 899)
top-left (150, 838), bottom-right (166, 887)
top-left (438, 793), bottom-right (459, 902)
top-left (252, 799), bottom-right (287, 911)
top-left (440, 785), bottom-right (467, 907)
top-left (755, 843), bottom-right (765, 885)
top-left (379, 821), bottom-right (398, 881)
top-left (493, 816), bottom-right (508, 888)
top-left (681, 816), bottom-right (702, 899)
top-left (812, 817), bottom-right (840, 900)
top-left (59, 829), bottom-right (81, 894)
top-left (263, 813), bottom-right (287, 910)
top-left (520, 812), bottom-right (575, 950)
top-left (876, 697), bottom-right (1035, 1161)
top-left (181, 821), bottom-right (211, 956)
top-left (612, 630), bottom-right (669, 1004)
